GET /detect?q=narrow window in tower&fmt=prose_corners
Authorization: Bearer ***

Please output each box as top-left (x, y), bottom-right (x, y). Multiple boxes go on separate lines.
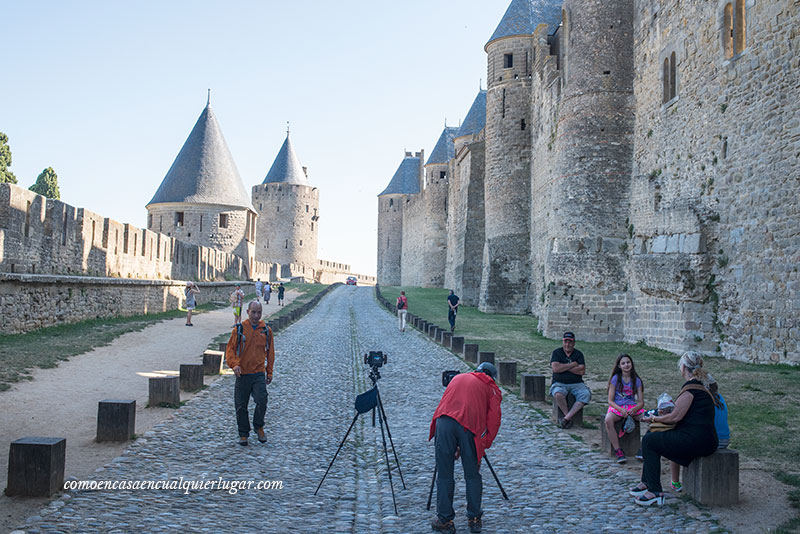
top-left (662, 58), bottom-right (670, 103)
top-left (440, 171), bottom-right (446, 179)
top-left (300, 240), bottom-right (303, 246)
top-left (521, 118), bottom-right (526, 130)
top-left (142, 231), bottom-right (147, 256)
top-left (199, 215), bottom-right (203, 233)
top-left (133, 233), bottom-right (137, 256)
top-left (91, 220), bottom-right (96, 245)
top-left (723, 3), bottom-right (734, 58)
top-left (669, 52), bottom-right (677, 100)
top-left (61, 212), bottom-right (68, 246)
top-left (502, 88), bottom-right (506, 118)
top-left (504, 53), bottom-right (513, 68)
top-left (219, 213), bottom-right (229, 229)
top-left (115, 230), bottom-right (119, 255)
top-left (389, 198), bottom-right (393, 207)
top-left (159, 215), bottom-right (162, 232)
top-left (311, 222), bottom-right (314, 231)
top-left (148, 214), bottom-right (152, 228)
top-left (734, 0), bottom-right (746, 55)
top-left (305, 205), bottom-right (309, 212)
top-left (285, 239), bottom-right (288, 249)
top-left (176, 212), bottom-right (184, 227)
top-left (259, 203), bottom-right (262, 210)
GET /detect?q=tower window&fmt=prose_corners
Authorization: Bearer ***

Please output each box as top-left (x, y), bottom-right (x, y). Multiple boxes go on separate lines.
top-left (175, 212), bottom-right (184, 226)
top-left (285, 239), bottom-right (288, 249)
top-left (148, 214), bottom-right (152, 228)
top-left (389, 198), bottom-right (393, 207)
top-left (521, 119), bottom-right (526, 130)
top-left (440, 171), bottom-right (446, 179)
top-left (306, 205), bottom-right (309, 212)
top-left (219, 213), bottom-right (229, 228)
top-left (662, 51), bottom-right (677, 104)
top-left (300, 240), bottom-right (303, 246)
top-left (199, 215), bottom-right (203, 232)
top-left (504, 53), bottom-right (513, 68)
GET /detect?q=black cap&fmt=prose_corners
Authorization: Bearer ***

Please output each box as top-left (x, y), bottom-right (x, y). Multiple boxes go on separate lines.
top-left (563, 332), bottom-right (575, 340)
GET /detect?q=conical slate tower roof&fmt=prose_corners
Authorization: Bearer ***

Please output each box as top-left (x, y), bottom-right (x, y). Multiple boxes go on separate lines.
top-left (426, 126), bottom-right (459, 165)
top-left (148, 104), bottom-right (253, 210)
top-left (486, 0), bottom-right (562, 47)
top-left (456, 90), bottom-right (487, 138)
top-left (262, 134), bottom-right (309, 185)
top-left (379, 154), bottom-right (421, 196)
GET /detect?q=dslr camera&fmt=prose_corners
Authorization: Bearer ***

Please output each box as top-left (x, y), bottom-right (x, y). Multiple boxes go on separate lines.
top-left (441, 370), bottom-right (460, 387)
top-left (364, 351), bottom-right (387, 368)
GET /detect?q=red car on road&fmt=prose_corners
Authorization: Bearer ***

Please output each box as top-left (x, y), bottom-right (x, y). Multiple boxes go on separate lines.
top-left (346, 276), bottom-right (357, 286)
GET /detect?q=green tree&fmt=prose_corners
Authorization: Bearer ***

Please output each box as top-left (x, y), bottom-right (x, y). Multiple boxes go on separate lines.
top-left (0, 132), bottom-right (17, 184)
top-left (29, 167), bottom-right (60, 199)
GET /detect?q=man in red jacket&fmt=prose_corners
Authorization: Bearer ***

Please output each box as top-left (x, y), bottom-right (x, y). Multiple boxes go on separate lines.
top-left (429, 363), bottom-right (502, 534)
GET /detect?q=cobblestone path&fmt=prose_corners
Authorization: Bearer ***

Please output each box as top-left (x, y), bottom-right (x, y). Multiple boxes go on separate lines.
top-left (18, 286), bottom-right (723, 534)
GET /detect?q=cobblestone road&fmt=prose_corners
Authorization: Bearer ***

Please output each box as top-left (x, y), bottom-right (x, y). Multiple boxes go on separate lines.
top-left (18, 286), bottom-right (723, 534)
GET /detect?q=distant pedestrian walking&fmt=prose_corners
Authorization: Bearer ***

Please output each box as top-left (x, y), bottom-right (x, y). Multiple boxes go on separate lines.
top-left (277, 283), bottom-right (285, 306)
top-left (264, 282), bottom-right (272, 304)
top-left (184, 282), bottom-right (200, 326)
top-left (447, 290), bottom-right (460, 333)
top-left (231, 284), bottom-right (245, 326)
top-left (396, 291), bottom-right (408, 332)
top-left (255, 279), bottom-right (263, 302)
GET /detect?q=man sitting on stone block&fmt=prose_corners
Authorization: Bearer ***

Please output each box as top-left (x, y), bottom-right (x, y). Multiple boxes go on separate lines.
top-left (225, 300), bottom-right (275, 446)
top-left (550, 332), bottom-right (591, 429)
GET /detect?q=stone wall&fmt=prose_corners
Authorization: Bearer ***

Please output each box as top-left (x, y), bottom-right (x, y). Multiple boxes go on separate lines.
top-left (376, 194), bottom-right (404, 285)
top-left (0, 184), bottom-right (271, 282)
top-left (444, 137), bottom-right (486, 305)
top-left (252, 182), bottom-right (319, 271)
top-left (480, 34), bottom-right (534, 313)
top-left (422, 163), bottom-right (449, 287)
top-left (0, 273), bottom-right (248, 334)
top-left (400, 193), bottom-right (426, 286)
top-left (626, 0), bottom-right (799, 363)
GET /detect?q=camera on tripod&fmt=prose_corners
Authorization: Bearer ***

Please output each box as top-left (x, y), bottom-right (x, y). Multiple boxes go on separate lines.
top-left (441, 370), bottom-right (460, 387)
top-left (364, 351), bottom-right (387, 368)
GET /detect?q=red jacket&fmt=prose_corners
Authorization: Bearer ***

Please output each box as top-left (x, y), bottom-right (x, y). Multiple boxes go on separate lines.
top-left (429, 371), bottom-right (502, 462)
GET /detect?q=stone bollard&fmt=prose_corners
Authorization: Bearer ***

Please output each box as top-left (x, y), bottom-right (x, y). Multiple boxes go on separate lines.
top-left (552, 392), bottom-right (583, 427)
top-left (463, 344), bottom-right (479, 363)
top-left (428, 325), bottom-right (437, 338)
top-left (441, 332), bottom-right (453, 348)
top-left (451, 336), bottom-right (465, 354)
top-left (203, 350), bottom-right (223, 375)
top-left (96, 400), bottom-right (136, 442)
top-left (479, 352), bottom-right (495, 365)
top-left (498, 361), bottom-right (517, 386)
top-left (521, 374), bottom-right (546, 401)
top-left (218, 342), bottom-right (227, 353)
top-left (435, 328), bottom-right (444, 343)
top-left (6, 437), bottom-right (66, 496)
top-left (149, 376), bottom-right (180, 407)
top-left (419, 320), bottom-right (428, 332)
top-left (180, 363), bottom-right (204, 392)
top-left (600, 417), bottom-right (641, 458)
top-left (684, 449), bottom-right (739, 505)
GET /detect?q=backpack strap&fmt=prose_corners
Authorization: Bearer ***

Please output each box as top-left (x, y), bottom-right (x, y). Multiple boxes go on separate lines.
top-left (261, 325), bottom-right (271, 352)
top-left (235, 324), bottom-right (245, 357)
top-left (679, 383), bottom-right (721, 408)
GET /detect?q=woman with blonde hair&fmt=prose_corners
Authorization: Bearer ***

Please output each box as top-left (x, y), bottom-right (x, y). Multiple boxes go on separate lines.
top-left (629, 351), bottom-right (719, 505)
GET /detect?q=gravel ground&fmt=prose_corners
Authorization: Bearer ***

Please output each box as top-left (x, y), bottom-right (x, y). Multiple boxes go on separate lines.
top-left (14, 286), bottom-right (724, 534)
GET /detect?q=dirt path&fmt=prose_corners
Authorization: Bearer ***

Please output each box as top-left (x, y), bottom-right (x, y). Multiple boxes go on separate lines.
top-left (0, 292), bottom-right (298, 532)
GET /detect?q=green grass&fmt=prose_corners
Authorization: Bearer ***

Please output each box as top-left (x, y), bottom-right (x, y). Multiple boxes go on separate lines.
top-left (381, 285), bottom-right (800, 473)
top-left (0, 301), bottom-right (224, 392)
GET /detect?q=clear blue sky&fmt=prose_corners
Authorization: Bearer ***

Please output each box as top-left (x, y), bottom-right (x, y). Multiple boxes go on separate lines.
top-left (1, 0), bottom-right (513, 276)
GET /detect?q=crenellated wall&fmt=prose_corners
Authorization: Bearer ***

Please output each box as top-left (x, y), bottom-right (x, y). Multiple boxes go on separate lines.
top-left (0, 183), bottom-right (272, 282)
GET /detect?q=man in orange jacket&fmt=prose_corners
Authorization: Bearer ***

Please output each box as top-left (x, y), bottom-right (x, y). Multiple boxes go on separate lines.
top-left (225, 300), bottom-right (275, 446)
top-left (429, 362), bottom-right (502, 534)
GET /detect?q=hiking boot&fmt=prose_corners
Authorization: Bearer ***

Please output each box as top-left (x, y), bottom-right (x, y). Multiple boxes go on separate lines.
top-left (468, 517), bottom-right (482, 533)
top-left (615, 448), bottom-right (627, 464)
top-left (256, 428), bottom-right (267, 443)
top-left (431, 517), bottom-right (456, 533)
top-left (238, 436), bottom-right (248, 446)
top-left (671, 481), bottom-right (683, 492)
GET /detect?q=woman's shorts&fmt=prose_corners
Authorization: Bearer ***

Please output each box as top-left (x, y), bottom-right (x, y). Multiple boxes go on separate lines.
top-left (607, 406), bottom-right (645, 417)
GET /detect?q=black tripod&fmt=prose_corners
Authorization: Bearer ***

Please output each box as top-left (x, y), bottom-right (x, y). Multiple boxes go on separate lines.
top-left (315, 365), bottom-right (406, 514)
top-left (426, 453), bottom-right (509, 510)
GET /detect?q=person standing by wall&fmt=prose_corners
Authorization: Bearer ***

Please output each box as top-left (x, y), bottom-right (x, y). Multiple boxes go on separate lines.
top-left (230, 284), bottom-right (245, 326)
top-left (264, 281), bottom-right (272, 305)
top-left (447, 290), bottom-right (460, 333)
top-left (184, 282), bottom-right (200, 326)
top-left (277, 283), bottom-right (285, 306)
top-left (396, 290), bottom-right (408, 332)
top-left (255, 279), bottom-right (263, 303)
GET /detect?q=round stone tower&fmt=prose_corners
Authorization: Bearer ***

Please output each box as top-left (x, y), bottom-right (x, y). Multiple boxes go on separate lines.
top-left (146, 101), bottom-right (256, 266)
top-left (541, 0), bottom-right (635, 340)
top-left (481, 0), bottom-right (561, 313)
top-left (422, 126), bottom-right (458, 288)
top-left (377, 152), bottom-right (422, 286)
top-left (252, 132), bottom-right (318, 278)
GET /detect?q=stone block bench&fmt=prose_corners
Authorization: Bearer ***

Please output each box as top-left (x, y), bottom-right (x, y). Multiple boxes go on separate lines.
top-left (684, 448), bottom-right (739, 505)
top-left (203, 350), bottom-right (223, 375)
top-left (552, 392), bottom-right (583, 427)
top-left (520, 374), bottom-right (546, 401)
top-left (180, 363), bottom-right (204, 392)
top-left (478, 352), bottom-right (495, 365)
top-left (600, 416), bottom-right (641, 458)
top-left (6, 437), bottom-right (66, 496)
top-left (463, 344), bottom-right (479, 363)
top-left (450, 336), bottom-right (464, 354)
top-left (149, 376), bottom-right (180, 407)
top-left (96, 399), bottom-right (136, 442)
top-left (498, 361), bottom-right (517, 386)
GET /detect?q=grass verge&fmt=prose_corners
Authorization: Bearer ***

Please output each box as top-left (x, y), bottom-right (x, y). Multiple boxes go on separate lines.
top-left (0, 301), bottom-right (224, 392)
top-left (380, 285), bottom-right (800, 473)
